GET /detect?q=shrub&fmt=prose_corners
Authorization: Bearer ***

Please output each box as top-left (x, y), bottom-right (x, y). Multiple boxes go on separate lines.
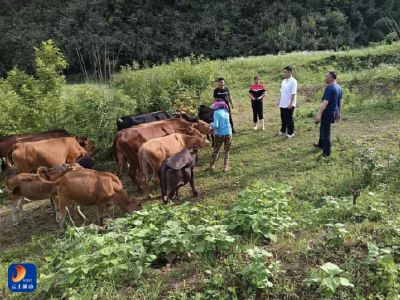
top-left (224, 182), bottom-right (296, 241)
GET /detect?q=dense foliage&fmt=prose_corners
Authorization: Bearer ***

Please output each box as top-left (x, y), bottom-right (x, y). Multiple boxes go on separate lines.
top-left (1, 0), bottom-right (400, 77)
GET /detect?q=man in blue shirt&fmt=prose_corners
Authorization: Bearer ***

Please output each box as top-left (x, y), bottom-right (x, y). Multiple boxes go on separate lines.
top-left (314, 71), bottom-right (343, 157)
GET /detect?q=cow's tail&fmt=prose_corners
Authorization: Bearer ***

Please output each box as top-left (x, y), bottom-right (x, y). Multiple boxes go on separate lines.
top-left (138, 146), bottom-right (150, 193)
top-left (112, 134), bottom-right (119, 163)
top-left (4, 177), bottom-right (13, 193)
top-left (5, 146), bottom-right (16, 174)
top-left (37, 167), bottom-right (63, 185)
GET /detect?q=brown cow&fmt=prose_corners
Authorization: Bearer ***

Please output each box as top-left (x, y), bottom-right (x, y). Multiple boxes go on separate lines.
top-left (138, 133), bottom-right (210, 198)
top-left (113, 118), bottom-right (211, 192)
top-left (37, 168), bottom-right (142, 238)
top-left (7, 137), bottom-right (95, 174)
top-left (5, 163), bottom-right (82, 224)
top-left (0, 130), bottom-right (70, 174)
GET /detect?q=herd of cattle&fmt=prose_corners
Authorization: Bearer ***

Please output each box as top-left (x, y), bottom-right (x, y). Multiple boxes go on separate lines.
top-left (0, 106), bottom-right (216, 237)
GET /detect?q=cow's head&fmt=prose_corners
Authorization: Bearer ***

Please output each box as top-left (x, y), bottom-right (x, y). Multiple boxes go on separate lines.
top-left (86, 148), bottom-right (99, 158)
top-left (76, 137), bottom-right (96, 151)
top-left (188, 146), bottom-right (201, 164)
top-left (193, 120), bottom-right (212, 135)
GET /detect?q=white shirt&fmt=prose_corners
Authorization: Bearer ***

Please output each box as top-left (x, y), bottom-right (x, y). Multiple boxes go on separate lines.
top-left (279, 76), bottom-right (297, 108)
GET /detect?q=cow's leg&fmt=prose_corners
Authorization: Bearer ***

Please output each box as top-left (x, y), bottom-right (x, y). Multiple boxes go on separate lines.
top-left (117, 153), bottom-right (127, 179)
top-left (211, 134), bottom-right (215, 148)
top-left (160, 171), bottom-right (169, 204)
top-left (49, 197), bottom-right (55, 212)
top-left (105, 203), bottom-right (113, 219)
top-left (58, 205), bottom-right (67, 238)
top-left (75, 205), bottom-right (88, 223)
top-left (151, 165), bottom-right (161, 188)
top-left (97, 204), bottom-right (106, 226)
top-left (127, 158), bottom-right (143, 193)
top-left (189, 168), bottom-right (198, 196)
top-left (53, 196), bottom-right (61, 223)
top-left (167, 188), bottom-right (176, 204)
top-left (18, 196), bottom-right (24, 219)
top-left (11, 197), bottom-right (21, 224)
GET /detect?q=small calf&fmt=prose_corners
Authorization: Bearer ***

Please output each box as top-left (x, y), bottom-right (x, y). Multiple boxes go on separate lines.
top-left (38, 168), bottom-right (142, 237)
top-left (5, 164), bottom-right (81, 224)
top-left (159, 146), bottom-right (201, 204)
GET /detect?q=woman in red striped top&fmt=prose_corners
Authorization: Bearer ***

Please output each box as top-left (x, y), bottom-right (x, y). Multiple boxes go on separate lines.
top-left (249, 76), bottom-right (267, 130)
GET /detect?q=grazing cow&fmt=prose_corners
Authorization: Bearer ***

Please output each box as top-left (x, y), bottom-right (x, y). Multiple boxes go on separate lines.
top-left (198, 105), bottom-right (215, 147)
top-left (37, 168), bottom-right (142, 238)
top-left (117, 112), bottom-right (198, 131)
top-left (0, 130), bottom-right (70, 174)
top-left (159, 146), bottom-right (201, 204)
top-left (113, 118), bottom-right (211, 192)
top-left (5, 163), bottom-right (81, 224)
top-left (138, 134), bottom-right (209, 197)
top-left (7, 137), bottom-right (96, 174)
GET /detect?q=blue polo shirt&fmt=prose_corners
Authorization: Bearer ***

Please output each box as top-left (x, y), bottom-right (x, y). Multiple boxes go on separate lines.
top-left (322, 83), bottom-right (342, 111)
top-left (211, 109), bottom-right (232, 136)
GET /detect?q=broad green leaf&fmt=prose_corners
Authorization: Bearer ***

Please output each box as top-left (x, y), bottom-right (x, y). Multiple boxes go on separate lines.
top-left (339, 277), bottom-right (354, 287)
top-left (322, 277), bottom-right (341, 292)
top-left (306, 273), bottom-right (321, 283)
top-left (195, 243), bottom-right (205, 252)
top-left (320, 262), bottom-right (343, 276)
top-left (381, 254), bottom-right (394, 264)
top-left (367, 243), bottom-right (379, 257)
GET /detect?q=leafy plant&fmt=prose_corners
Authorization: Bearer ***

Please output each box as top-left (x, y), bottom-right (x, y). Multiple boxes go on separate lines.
top-left (325, 223), bottom-right (348, 248)
top-left (305, 262), bottom-right (354, 299)
top-left (225, 182), bottom-right (296, 241)
top-left (241, 247), bottom-right (274, 290)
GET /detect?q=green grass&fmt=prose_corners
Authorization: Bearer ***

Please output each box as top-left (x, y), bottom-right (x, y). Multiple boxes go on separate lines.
top-left (1, 44), bottom-right (400, 299)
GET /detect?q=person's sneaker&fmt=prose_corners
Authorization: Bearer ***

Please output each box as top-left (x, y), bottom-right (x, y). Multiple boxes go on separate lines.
top-left (224, 166), bottom-right (230, 172)
top-left (253, 126), bottom-right (257, 130)
top-left (286, 134), bottom-right (295, 139)
top-left (262, 127), bottom-right (265, 131)
top-left (278, 131), bottom-right (285, 136)
top-left (316, 153), bottom-right (329, 158)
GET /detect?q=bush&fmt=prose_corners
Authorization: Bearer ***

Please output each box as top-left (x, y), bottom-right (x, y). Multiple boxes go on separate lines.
top-left (224, 182), bottom-right (296, 242)
top-left (114, 55), bottom-right (216, 114)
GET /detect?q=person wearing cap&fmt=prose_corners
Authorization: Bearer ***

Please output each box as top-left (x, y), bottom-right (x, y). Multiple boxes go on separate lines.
top-left (278, 66), bottom-right (297, 138)
top-left (249, 75), bottom-right (266, 130)
top-left (213, 77), bottom-right (236, 134)
top-left (210, 101), bottom-right (232, 172)
top-left (314, 71), bottom-right (343, 157)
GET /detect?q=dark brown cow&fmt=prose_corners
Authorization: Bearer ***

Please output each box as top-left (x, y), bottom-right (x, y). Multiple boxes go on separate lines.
top-left (7, 137), bottom-right (95, 174)
top-left (0, 130), bottom-right (70, 173)
top-left (113, 118), bottom-right (211, 192)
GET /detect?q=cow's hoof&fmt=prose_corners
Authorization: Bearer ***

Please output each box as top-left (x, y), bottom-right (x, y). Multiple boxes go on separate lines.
top-left (59, 233), bottom-right (66, 239)
top-left (147, 194), bottom-right (153, 199)
top-left (193, 192), bottom-right (199, 197)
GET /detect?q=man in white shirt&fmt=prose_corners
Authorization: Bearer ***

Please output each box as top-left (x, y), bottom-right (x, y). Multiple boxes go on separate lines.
top-left (278, 66), bottom-right (297, 138)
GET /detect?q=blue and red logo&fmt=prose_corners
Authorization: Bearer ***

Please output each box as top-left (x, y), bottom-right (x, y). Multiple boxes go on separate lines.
top-left (8, 264), bottom-right (37, 292)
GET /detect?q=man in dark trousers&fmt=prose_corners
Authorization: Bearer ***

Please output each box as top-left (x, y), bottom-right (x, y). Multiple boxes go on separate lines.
top-left (315, 71), bottom-right (343, 157)
top-left (213, 78), bottom-right (236, 134)
top-left (278, 66), bottom-right (297, 138)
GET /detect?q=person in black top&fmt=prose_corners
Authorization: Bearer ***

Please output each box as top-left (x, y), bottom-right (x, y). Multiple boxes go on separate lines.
top-left (249, 76), bottom-right (266, 130)
top-left (213, 78), bottom-right (236, 134)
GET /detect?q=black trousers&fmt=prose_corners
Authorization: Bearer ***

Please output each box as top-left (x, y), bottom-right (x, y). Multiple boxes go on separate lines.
top-left (280, 107), bottom-right (295, 135)
top-left (318, 110), bottom-right (338, 157)
top-left (251, 100), bottom-right (263, 122)
top-left (223, 100), bottom-right (235, 132)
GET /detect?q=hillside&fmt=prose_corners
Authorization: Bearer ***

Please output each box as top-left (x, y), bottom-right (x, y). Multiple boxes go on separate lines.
top-left (1, 44), bottom-right (400, 299)
top-left (1, 0), bottom-right (400, 77)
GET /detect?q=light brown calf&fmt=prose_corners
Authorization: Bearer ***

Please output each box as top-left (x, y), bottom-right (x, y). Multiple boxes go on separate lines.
top-left (5, 163), bottom-right (81, 224)
top-left (138, 133), bottom-right (209, 197)
top-left (37, 168), bottom-right (142, 237)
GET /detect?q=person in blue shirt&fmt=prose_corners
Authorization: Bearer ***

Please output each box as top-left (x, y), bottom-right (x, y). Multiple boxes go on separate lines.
top-left (314, 71), bottom-right (343, 157)
top-left (210, 101), bottom-right (232, 172)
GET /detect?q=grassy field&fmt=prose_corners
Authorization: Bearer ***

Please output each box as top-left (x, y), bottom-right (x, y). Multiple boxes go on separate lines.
top-left (1, 45), bottom-right (400, 299)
